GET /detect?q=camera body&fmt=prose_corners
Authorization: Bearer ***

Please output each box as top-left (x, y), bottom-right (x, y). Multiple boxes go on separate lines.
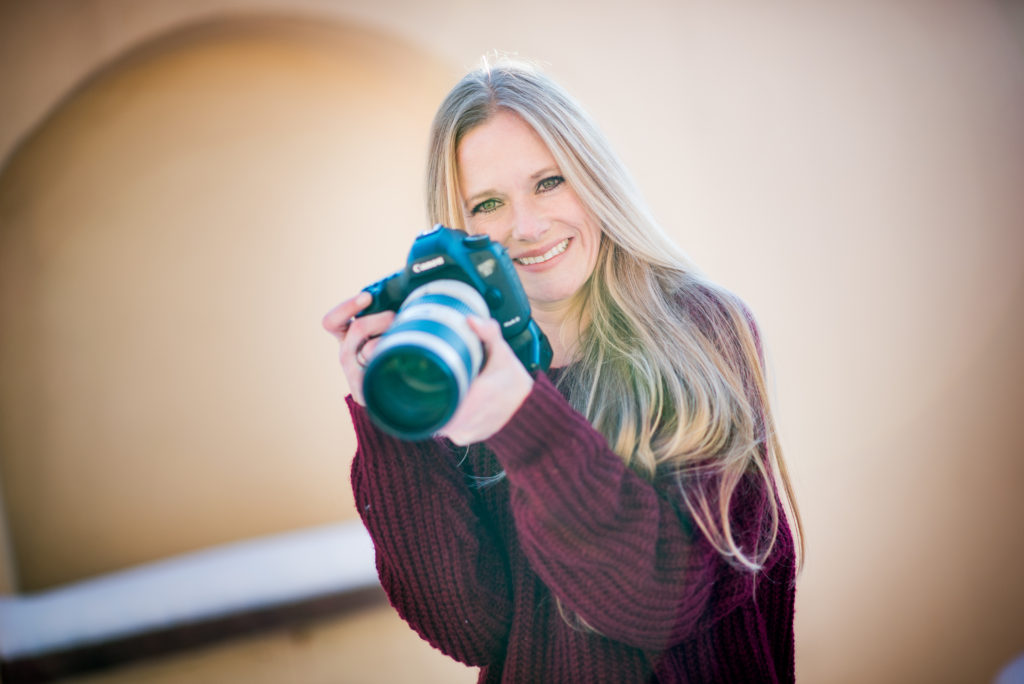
top-left (357, 225), bottom-right (552, 439)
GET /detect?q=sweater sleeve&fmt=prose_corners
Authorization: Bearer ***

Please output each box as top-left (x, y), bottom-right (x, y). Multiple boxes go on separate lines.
top-left (348, 396), bottom-right (511, 666)
top-left (486, 373), bottom-right (763, 651)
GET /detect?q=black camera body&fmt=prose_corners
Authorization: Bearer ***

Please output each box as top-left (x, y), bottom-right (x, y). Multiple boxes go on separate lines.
top-left (357, 225), bottom-right (552, 439)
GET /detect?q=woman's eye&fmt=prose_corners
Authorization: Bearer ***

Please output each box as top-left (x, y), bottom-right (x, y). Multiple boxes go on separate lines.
top-left (471, 198), bottom-right (501, 215)
top-left (537, 176), bottom-right (564, 192)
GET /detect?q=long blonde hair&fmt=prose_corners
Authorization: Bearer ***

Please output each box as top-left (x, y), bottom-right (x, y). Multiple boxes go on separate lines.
top-left (426, 57), bottom-right (803, 577)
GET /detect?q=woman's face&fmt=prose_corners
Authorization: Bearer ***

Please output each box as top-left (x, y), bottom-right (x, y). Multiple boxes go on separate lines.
top-left (456, 109), bottom-right (601, 310)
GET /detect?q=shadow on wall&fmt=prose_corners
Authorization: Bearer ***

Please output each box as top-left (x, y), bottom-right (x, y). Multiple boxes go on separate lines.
top-left (0, 13), bottom-right (457, 593)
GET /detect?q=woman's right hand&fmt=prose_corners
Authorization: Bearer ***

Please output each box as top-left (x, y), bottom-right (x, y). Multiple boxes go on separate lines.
top-left (322, 292), bottom-right (396, 406)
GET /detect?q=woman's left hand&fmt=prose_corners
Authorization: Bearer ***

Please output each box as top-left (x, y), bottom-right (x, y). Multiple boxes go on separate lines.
top-left (438, 316), bottom-right (534, 446)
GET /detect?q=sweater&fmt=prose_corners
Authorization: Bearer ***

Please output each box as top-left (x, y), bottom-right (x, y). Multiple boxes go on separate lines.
top-left (348, 365), bottom-right (796, 683)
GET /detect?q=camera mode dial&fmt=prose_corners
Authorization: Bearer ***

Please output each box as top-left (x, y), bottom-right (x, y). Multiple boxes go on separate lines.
top-left (462, 233), bottom-right (490, 249)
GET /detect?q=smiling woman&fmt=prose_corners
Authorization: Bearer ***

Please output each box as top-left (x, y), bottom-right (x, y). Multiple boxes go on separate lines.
top-left (324, 57), bottom-right (803, 683)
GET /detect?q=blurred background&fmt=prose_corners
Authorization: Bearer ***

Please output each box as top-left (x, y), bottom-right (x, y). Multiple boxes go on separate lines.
top-left (1, 1), bottom-right (1022, 682)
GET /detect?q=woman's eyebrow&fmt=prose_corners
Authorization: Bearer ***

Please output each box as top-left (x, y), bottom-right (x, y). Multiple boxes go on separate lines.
top-left (463, 188), bottom-right (498, 209)
top-left (530, 166), bottom-right (561, 181)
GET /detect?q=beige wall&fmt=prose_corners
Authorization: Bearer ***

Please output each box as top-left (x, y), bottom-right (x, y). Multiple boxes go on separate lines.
top-left (0, 15), bottom-right (459, 591)
top-left (1, 1), bottom-right (1023, 683)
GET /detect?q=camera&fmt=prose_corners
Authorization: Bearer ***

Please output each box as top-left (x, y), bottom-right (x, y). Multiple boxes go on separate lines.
top-left (356, 225), bottom-right (552, 440)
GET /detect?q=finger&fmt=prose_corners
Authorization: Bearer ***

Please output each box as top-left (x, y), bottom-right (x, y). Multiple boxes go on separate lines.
top-left (344, 310), bottom-right (395, 346)
top-left (466, 315), bottom-right (503, 351)
top-left (354, 335), bottom-right (385, 367)
top-left (340, 312), bottom-right (394, 369)
top-left (338, 319), bottom-right (390, 407)
top-left (322, 291), bottom-right (373, 338)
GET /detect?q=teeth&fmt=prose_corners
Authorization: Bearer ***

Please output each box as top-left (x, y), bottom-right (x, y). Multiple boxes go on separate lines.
top-left (515, 238), bottom-right (569, 266)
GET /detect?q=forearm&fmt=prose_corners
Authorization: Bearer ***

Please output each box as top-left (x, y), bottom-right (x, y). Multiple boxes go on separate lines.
top-left (485, 374), bottom-right (728, 649)
top-left (349, 397), bottom-right (511, 665)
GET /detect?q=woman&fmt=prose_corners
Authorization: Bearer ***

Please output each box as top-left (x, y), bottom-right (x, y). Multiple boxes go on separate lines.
top-left (323, 58), bottom-right (803, 683)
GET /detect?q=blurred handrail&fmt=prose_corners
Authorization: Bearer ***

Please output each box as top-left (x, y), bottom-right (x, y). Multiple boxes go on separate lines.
top-left (0, 520), bottom-right (380, 682)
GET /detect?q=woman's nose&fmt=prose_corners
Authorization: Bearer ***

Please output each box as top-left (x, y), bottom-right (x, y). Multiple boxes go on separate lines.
top-left (510, 201), bottom-right (548, 242)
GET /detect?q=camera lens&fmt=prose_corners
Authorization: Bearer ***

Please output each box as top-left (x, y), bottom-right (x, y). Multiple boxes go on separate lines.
top-left (363, 280), bottom-right (488, 440)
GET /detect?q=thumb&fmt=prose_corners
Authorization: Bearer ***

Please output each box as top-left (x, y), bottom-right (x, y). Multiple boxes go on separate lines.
top-left (467, 315), bottom-right (503, 351)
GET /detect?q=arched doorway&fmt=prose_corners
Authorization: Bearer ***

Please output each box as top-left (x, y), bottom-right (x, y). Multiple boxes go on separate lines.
top-left (0, 15), bottom-right (457, 592)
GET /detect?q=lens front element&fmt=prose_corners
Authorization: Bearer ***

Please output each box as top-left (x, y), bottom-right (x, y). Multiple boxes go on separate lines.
top-left (362, 280), bottom-right (488, 440)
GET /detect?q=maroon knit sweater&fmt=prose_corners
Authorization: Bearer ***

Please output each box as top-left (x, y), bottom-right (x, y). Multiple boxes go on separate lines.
top-left (348, 363), bottom-right (796, 683)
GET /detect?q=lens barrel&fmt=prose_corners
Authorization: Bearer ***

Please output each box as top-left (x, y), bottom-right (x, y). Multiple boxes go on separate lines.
top-left (363, 280), bottom-right (488, 440)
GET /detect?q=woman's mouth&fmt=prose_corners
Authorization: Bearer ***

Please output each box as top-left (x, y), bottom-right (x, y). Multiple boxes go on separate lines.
top-left (514, 238), bottom-right (570, 266)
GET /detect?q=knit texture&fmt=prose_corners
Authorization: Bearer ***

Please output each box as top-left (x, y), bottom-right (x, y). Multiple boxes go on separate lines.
top-left (348, 365), bottom-right (796, 683)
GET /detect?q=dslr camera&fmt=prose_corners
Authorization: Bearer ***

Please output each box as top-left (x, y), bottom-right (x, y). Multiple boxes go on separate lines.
top-left (357, 225), bottom-right (552, 440)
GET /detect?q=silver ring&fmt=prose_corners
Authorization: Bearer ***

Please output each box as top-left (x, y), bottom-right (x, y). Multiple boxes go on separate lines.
top-left (355, 338), bottom-right (370, 368)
